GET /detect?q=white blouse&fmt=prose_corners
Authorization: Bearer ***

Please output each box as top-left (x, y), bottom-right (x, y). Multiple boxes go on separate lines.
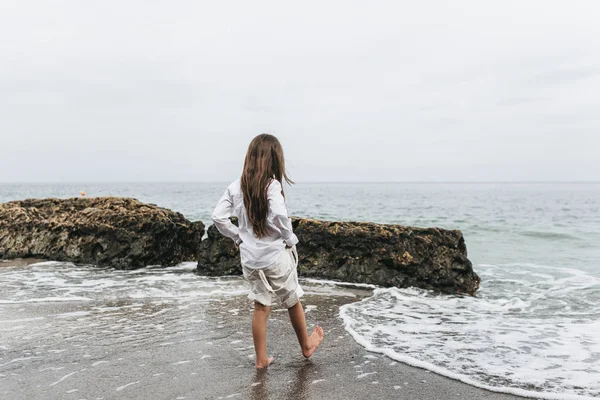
top-left (211, 179), bottom-right (299, 269)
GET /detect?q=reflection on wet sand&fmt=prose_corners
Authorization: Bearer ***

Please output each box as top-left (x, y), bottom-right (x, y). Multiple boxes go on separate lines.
top-left (251, 368), bottom-right (268, 400)
top-left (249, 361), bottom-right (319, 400)
top-left (287, 361), bottom-right (318, 400)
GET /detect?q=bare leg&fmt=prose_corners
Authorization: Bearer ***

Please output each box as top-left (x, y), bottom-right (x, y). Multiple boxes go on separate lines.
top-left (252, 302), bottom-right (274, 368)
top-left (287, 301), bottom-right (324, 358)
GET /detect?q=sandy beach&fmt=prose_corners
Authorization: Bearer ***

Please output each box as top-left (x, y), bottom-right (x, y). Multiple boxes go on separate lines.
top-left (0, 266), bottom-right (524, 400)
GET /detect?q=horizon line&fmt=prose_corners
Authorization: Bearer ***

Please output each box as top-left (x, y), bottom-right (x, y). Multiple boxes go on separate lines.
top-left (1, 180), bottom-right (599, 185)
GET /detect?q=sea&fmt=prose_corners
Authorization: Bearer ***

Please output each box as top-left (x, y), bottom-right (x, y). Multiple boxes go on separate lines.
top-left (1, 182), bottom-right (599, 399)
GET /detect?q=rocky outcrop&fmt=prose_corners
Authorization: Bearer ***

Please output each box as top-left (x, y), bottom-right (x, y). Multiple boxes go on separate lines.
top-left (198, 218), bottom-right (480, 295)
top-left (197, 222), bottom-right (244, 276)
top-left (0, 197), bottom-right (204, 269)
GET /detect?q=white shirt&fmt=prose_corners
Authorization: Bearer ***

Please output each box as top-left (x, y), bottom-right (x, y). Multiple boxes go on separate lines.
top-left (211, 179), bottom-right (299, 269)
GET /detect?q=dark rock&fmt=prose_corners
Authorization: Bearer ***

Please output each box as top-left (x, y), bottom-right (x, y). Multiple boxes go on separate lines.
top-left (197, 218), bottom-right (480, 295)
top-left (197, 222), bottom-right (242, 276)
top-left (0, 197), bottom-right (204, 269)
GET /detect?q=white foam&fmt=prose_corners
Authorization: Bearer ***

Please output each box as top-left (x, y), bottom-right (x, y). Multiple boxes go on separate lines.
top-left (116, 381), bottom-right (139, 392)
top-left (340, 263), bottom-right (600, 399)
top-left (0, 296), bottom-right (92, 304)
top-left (0, 261), bottom-right (250, 305)
top-left (357, 372), bottom-right (377, 379)
top-left (49, 371), bottom-right (77, 387)
top-left (0, 317), bottom-right (45, 323)
top-left (164, 262), bottom-right (198, 271)
top-left (305, 305), bottom-right (317, 313)
top-left (302, 278), bottom-right (377, 289)
top-left (91, 361), bottom-right (109, 367)
top-left (27, 261), bottom-right (65, 267)
top-left (56, 311), bottom-right (91, 318)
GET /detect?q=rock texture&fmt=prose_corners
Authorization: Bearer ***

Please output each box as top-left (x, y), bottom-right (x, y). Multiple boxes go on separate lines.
top-left (197, 222), bottom-right (244, 277)
top-left (0, 197), bottom-right (204, 269)
top-left (198, 218), bottom-right (480, 295)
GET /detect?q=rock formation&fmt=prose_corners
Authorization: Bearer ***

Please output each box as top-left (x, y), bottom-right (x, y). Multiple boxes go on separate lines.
top-left (198, 218), bottom-right (480, 295)
top-left (0, 197), bottom-right (204, 269)
top-left (0, 197), bottom-right (480, 294)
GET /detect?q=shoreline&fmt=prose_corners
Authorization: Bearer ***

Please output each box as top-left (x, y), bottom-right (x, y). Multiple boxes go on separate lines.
top-left (0, 267), bottom-right (526, 400)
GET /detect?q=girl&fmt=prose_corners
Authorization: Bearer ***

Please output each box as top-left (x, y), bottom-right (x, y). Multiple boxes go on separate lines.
top-left (211, 134), bottom-right (324, 369)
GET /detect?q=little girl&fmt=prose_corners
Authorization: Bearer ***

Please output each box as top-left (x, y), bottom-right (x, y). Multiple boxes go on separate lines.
top-left (211, 134), bottom-right (324, 369)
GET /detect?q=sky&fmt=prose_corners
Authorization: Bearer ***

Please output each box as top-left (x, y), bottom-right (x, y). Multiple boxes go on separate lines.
top-left (1, 0), bottom-right (599, 182)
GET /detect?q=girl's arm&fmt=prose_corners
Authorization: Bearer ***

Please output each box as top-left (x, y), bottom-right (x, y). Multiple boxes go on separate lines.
top-left (211, 186), bottom-right (242, 245)
top-left (268, 180), bottom-right (299, 247)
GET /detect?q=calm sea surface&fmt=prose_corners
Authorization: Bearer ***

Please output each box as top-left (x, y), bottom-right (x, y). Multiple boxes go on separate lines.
top-left (1, 182), bottom-right (599, 399)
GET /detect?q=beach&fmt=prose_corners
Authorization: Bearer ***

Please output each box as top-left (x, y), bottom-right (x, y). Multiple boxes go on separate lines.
top-left (1, 182), bottom-right (599, 399)
top-left (2, 0), bottom-right (599, 396)
top-left (0, 261), bottom-right (522, 400)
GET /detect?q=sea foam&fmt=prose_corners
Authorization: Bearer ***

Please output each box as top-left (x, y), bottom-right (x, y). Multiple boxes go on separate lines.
top-left (340, 263), bottom-right (600, 399)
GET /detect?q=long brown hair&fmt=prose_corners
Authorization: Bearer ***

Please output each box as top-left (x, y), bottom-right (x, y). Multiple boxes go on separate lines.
top-left (241, 134), bottom-right (293, 238)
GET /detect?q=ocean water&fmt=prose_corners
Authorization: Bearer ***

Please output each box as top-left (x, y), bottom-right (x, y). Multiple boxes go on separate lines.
top-left (1, 182), bottom-right (599, 399)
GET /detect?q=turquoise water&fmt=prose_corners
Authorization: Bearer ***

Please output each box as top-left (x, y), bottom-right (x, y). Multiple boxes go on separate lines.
top-left (1, 182), bottom-right (599, 398)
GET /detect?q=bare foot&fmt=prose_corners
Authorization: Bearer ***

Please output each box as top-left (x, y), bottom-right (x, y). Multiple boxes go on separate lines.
top-left (255, 357), bottom-right (275, 369)
top-left (302, 326), bottom-right (324, 358)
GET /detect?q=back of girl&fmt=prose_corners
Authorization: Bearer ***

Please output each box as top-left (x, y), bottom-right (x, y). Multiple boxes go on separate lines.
top-left (211, 133), bottom-right (324, 369)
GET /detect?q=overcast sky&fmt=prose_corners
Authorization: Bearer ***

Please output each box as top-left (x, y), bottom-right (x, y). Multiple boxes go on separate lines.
top-left (1, 1), bottom-right (599, 182)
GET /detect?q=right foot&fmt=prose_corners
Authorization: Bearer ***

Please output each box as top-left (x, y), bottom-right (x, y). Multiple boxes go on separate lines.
top-left (302, 326), bottom-right (324, 358)
top-left (255, 357), bottom-right (275, 369)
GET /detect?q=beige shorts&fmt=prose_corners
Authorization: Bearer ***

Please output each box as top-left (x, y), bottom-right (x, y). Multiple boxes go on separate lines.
top-left (242, 247), bottom-right (304, 309)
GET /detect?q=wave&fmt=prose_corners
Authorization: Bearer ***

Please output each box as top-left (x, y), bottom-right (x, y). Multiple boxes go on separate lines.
top-left (520, 231), bottom-right (580, 241)
top-left (339, 265), bottom-right (600, 400)
top-left (0, 296), bottom-right (93, 304)
top-left (0, 261), bottom-right (252, 304)
top-left (340, 311), bottom-right (597, 400)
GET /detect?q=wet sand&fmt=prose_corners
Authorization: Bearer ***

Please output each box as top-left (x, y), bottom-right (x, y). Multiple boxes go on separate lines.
top-left (0, 283), bottom-right (525, 400)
